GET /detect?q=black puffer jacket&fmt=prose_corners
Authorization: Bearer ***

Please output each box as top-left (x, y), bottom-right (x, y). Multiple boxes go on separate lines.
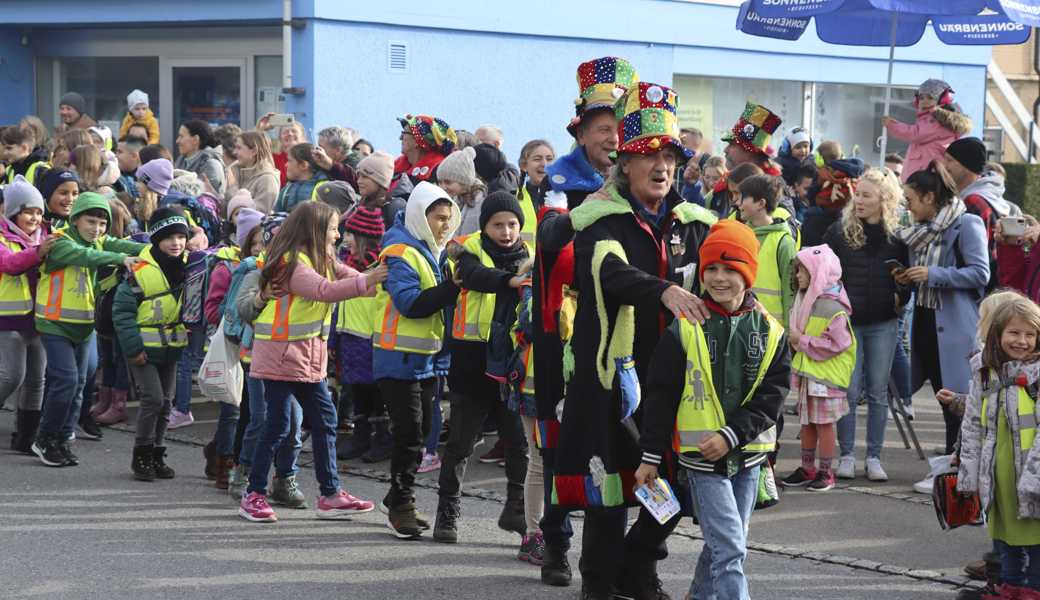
top-left (823, 220), bottom-right (910, 326)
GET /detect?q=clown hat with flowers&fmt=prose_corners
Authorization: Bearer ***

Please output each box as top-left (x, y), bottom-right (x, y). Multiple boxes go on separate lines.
top-left (614, 81), bottom-right (692, 159)
top-left (397, 114), bottom-right (457, 157)
top-left (722, 101), bottom-right (782, 157)
top-left (566, 56), bottom-right (639, 137)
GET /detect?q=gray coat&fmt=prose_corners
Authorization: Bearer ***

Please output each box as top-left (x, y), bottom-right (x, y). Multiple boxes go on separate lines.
top-left (911, 212), bottom-right (990, 394)
top-left (957, 356), bottom-right (1040, 519)
top-left (175, 146), bottom-right (227, 197)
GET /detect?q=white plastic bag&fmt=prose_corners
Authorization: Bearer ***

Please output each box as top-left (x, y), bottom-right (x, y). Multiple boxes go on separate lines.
top-left (198, 317), bottom-right (243, 406)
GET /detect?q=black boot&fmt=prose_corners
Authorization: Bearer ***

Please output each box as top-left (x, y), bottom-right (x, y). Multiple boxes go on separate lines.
top-left (10, 409), bottom-right (41, 455)
top-left (541, 542), bottom-right (573, 587)
top-left (616, 558), bottom-right (671, 600)
top-left (132, 445), bottom-right (156, 481)
top-left (362, 416), bottom-right (392, 463)
top-left (580, 582), bottom-right (614, 599)
top-left (497, 494), bottom-right (526, 537)
top-left (337, 416), bottom-right (371, 460)
top-left (203, 440), bottom-right (217, 479)
top-left (152, 446), bottom-right (175, 479)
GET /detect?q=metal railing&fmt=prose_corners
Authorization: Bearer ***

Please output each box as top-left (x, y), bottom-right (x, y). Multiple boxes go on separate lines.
top-left (987, 59), bottom-right (1040, 163)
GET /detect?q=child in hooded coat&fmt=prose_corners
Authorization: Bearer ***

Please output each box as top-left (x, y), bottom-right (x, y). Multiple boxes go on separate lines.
top-left (882, 79), bottom-right (972, 183)
top-left (781, 245), bottom-right (856, 492)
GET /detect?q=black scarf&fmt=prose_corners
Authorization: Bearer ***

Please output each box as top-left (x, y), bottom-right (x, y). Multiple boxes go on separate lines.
top-left (150, 246), bottom-right (187, 290)
top-left (481, 234), bottom-right (528, 274)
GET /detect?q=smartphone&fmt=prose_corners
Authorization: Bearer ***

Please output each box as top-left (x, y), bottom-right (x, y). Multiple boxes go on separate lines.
top-left (1001, 217), bottom-right (1027, 238)
top-left (884, 259), bottom-right (906, 273)
top-left (267, 113), bottom-right (296, 127)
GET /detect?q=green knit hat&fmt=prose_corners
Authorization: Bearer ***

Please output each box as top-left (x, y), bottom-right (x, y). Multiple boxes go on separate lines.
top-left (70, 192), bottom-right (112, 221)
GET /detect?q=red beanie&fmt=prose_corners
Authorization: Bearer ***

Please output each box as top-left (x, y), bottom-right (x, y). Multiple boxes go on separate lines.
top-left (698, 220), bottom-right (760, 288)
top-left (345, 206), bottom-right (385, 239)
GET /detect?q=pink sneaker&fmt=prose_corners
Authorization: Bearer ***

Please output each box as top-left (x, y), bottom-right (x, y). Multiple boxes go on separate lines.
top-left (239, 492), bottom-right (277, 523)
top-left (417, 451), bottom-right (442, 473)
top-left (316, 490), bottom-right (375, 519)
top-left (167, 409), bottom-right (194, 430)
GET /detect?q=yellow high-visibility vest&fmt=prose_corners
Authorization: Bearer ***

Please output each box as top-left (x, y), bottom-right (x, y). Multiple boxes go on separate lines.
top-left (790, 298), bottom-right (857, 391)
top-left (982, 381), bottom-right (1037, 452)
top-left (131, 247), bottom-right (187, 348)
top-left (751, 228), bottom-right (791, 324)
top-left (674, 315), bottom-right (783, 454)
top-left (372, 243), bottom-right (443, 355)
top-left (254, 252), bottom-right (333, 341)
top-left (0, 238), bottom-right (33, 316)
top-left (451, 233), bottom-right (496, 342)
top-left (518, 185), bottom-right (537, 253)
top-left (35, 232), bottom-right (98, 324)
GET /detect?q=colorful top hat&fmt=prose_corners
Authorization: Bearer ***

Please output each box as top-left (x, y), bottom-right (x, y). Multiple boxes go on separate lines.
top-left (398, 114), bottom-right (457, 157)
top-left (567, 56), bottom-right (639, 137)
top-left (615, 82), bottom-right (692, 159)
top-left (721, 102), bottom-right (782, 157)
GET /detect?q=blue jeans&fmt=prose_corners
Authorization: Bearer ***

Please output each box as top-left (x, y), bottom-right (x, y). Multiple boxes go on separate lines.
top-left (890, 300), bottom-right (914, 402)
top-left (687, 465), bottom-right (761, 600)
top-left (995, 540), bottom-right (1040, 590)
top-left (215, 402), bottom-right (240, 456)
top-left (249, 379), bottom-right (338, 497)
top-left (99, 335), bottom-right (129, 391)
top-left (238, 375), bottom-right (301, 477)
top-left (78, 336), bottom-right (98, 416)
top-left (39, 333), bottom-right (92, 437)
top-left (174, 324), bottom-right (205, 413)
top-left (423, 376), bottom-right (445, 454)
top-left (838, 319), bottom-right (899, 459)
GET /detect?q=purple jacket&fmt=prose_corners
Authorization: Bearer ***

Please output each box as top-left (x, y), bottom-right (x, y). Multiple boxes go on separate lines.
top-left (0, 218), bottom-right (48, 333)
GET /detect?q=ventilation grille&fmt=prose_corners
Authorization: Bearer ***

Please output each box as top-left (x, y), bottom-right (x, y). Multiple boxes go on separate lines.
top-left (388, 42), bottom-right (408, 72)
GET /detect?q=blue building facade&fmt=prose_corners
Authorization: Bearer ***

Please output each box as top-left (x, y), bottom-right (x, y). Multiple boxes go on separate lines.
top-left (0, 0), bottom-right (993, 164)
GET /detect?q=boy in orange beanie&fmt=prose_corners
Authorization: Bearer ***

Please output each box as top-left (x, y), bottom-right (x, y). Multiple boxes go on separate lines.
top-left (636, 219), bottom-right (790, 600)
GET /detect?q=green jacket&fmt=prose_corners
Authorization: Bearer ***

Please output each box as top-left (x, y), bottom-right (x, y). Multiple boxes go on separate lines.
top-left (35, 229), bottom-right (147, 342)
top-left (753, 219), bottom-right (797, 331)
top-left (112, 277), bottom-right (184, 365)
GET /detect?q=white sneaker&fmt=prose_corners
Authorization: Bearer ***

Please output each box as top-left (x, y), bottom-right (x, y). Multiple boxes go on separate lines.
top-left (902, 399), bottom-right (915, 420)
top-left (836, 456), bottom-right (855, 480)
top-left (865, 457), bottom-right (888, 482)
top-left (912, 475), bottom-right (934, 494)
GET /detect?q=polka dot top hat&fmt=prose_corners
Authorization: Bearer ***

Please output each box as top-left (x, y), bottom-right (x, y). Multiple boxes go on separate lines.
top-left (721, 101), bottom-right (782, 157)
top-left (567, 56), bottom-right (639, 136)
top-left (397, 114), bottom-right (457, 157)
top-left (615, 81), bottom-right (692, 159)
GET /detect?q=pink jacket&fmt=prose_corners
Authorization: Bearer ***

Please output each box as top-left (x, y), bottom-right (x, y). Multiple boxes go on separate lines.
top-left (250, 260), bottom-right (372, 382)
top-left (0, 217), bottom-right (47, 333)
top-left (790, 245), bottom-right (854, 398)
top-left (885, 108), bottom-right (970, 182)
top-left (204, 261), bottom-right (233, 327)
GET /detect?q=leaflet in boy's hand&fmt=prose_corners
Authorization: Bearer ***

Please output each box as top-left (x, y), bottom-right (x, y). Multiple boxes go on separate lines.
top-left (635, 478), bottom-right (681, 525)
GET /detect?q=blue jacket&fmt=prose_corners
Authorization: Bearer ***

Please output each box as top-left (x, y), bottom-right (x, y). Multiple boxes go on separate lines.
top-left (910, 212), bottom-right (990, 394)
top-left (372, 212), bottom-right (452, 381)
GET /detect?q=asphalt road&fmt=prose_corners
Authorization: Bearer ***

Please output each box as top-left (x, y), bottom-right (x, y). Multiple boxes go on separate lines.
top-left (0, 387), bottom-right (987, 600)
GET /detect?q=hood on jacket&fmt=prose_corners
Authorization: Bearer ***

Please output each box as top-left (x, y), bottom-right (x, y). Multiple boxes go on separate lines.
top-left (932, 106), bottom-right (973, 136)
top-left (179, 146), bottom-right (225, 171)
top-left (792, 244), bottom-right (851, 333)
top-left (752, 219), bottom-right (791, 240)
top-left (961, 172), bottom-right (1020, 219)
top-left (0, 215), bottom-right (44, 247)
top-left (403, 180), bottom-right (461, 257)
top-left (545, 145), bottom-right (604, 195)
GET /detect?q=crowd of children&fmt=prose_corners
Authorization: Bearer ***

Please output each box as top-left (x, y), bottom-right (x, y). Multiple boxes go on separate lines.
top-left (1, 59), bottom-right (1039, 600)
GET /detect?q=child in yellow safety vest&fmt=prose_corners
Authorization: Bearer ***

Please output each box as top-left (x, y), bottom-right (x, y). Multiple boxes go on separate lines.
top-left (637, 220), bottom-right (789, 600)
top-left (32, 192), bottom-right (147, 468)
top-left (736, 174), bottom-right (797, 330)
top-left (780, 245), bottom-right (856, 493)
top-left (0, 177), bottom-right (55, 454)
top-left (238, 201), bottom-right (387, 523)
top-left (434, 191), bottom-right (530, 548)
top-left (958, 295), bottom-right (1040, 598)
top-left (112, 207), bottom-right (191, 481)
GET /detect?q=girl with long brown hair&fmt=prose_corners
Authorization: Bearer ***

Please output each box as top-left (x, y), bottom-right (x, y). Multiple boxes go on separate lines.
top-left (238, 201), bottom-right (387, 523)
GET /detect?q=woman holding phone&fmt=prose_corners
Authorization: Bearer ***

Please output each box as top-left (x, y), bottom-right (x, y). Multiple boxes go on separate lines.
top-left (823, 167), bottom-right (910, 482)
top-left (996, 213), bottom-right (1040, 304)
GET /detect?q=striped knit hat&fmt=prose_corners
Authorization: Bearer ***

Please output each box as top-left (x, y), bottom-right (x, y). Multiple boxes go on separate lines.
top-left (345, 205), bottom-right (385, 239)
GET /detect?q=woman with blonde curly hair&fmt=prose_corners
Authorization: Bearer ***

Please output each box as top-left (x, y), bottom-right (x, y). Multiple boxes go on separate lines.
top-left (823, 166), bottom-right (911, 482)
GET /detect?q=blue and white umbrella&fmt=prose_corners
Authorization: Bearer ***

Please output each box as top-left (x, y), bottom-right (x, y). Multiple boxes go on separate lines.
top-left (737, 0), bottom-right (1036, 161)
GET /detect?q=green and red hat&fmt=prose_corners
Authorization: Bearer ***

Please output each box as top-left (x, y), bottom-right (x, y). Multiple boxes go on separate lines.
top-left (567, 56), bottom-right (639, 137)
top-left (721, 101), bottom-right (782, 157)
top-left (397, 114), bottom-right (457, 157)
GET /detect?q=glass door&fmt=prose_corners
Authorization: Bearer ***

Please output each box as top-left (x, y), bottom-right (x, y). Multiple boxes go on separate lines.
top-left (159, 58), bottom-right (249, 154)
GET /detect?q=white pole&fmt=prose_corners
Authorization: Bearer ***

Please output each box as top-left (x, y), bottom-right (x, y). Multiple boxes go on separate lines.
top-left (282, 0), bottom-right (292, 91)
top-left (878, 11), bottom-right (898, 167)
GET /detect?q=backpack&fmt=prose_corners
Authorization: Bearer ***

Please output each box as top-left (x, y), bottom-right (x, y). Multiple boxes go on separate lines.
top-left (181, 247), bottom-right (237, 329)
top-left (95, 264), bottom-right (129, 336)
top-left (222, 256), bottom-right (259, 346)
top-left (160, 190), bottom-right (222, 247)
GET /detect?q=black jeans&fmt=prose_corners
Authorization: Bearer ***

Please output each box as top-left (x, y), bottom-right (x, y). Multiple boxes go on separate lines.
top-left (232, 370), bottom-right (251, 464)
top-left (580, 506), bottom-right (681, 591)
top-left (438, 374), bottom-right (528, 503)
top-left (379, 377), bottom-right (436, 507)
top-left (914, 307), bottom-right (960, 453)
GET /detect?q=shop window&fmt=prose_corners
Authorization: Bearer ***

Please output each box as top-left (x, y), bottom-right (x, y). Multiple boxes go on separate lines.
top-left (43, 57), bottom-right (159, 130)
